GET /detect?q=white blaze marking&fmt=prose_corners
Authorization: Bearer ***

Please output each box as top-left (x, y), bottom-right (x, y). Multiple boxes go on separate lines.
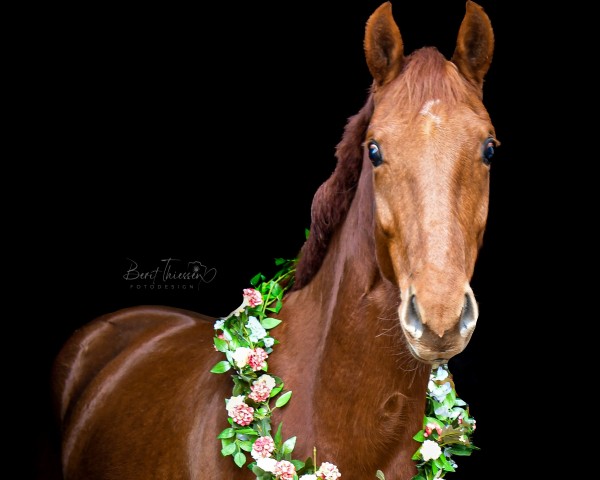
top-left (419, 99), bottom-right (442, 126)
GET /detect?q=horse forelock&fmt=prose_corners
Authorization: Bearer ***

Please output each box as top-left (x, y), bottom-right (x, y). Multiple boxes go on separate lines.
top-left (293, 95), bottom-right (374, 290)
top-left (388, 47), bottom-right (479, 116)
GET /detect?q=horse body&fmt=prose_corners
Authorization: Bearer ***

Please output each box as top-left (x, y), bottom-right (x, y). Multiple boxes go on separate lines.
top-left (53, 2), bottom-right (496, 478)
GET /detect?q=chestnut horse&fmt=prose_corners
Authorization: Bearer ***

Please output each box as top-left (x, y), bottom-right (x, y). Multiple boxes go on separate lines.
top-left (52, 2), bottom-right (496, 478)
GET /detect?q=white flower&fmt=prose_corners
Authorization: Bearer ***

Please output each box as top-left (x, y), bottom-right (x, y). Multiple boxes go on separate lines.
top-left (225, 395), bottom-right (246, 416)
top-left (420, 439), bottom-right (442, 461)
top-left (256, 457), bottom-right (277, 473)
top-left (432, 366), bottom-right (449, 381)
top-left (214, 318), bottom-right (225, 330)
top-left (246, 316), bottom-right (267, 342)
top-left (430, 381), bottom-right (452, 402)
top-left (299, 475), bottom-right (317, 480)
top-left (256, 374), bottom-right (276, 390)
top-left (434, 405), bottom-right (451, 418)
top-left (263, 336), bottom-right (275, 348)
top-left (231, 347), bottom-right (252, 368)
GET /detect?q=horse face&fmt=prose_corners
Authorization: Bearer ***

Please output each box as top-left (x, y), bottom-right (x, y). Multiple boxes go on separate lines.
top-left (365, 2), bottom-right (496, 364)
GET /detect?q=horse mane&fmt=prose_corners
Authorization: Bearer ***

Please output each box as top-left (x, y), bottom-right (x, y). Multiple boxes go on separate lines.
top-left (293, 47), bottom-right (468, 289)
top-left (293, 94), bottom-right (374, 289)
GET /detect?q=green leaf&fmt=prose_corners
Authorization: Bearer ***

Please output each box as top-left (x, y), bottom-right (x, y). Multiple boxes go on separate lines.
top-left (221, 437), bottom-right (234, 449)
top-left (291, 459), bottom-right (305, 471)
top-left (261, 318), bottom-right (282, 329)
top-left (232, 382), bottom-right (245, 397)
top-left (258, 418), bottom-right (271, 436)
top-left (210, 361), bottom-right (231, 374)
top-left (250, 273), bottom-right (264, 286)
top-left (221, 443), bottom-right (237, 456)
top-left (446, 445), bottom-right (474, 456)
top-left (301, 456), bottom-right (314, 472)
top-left (282, 436), bottom-right (297, 455)
top-left (252, 465), bottom-right (263, 475)
top-left (213, 337), bottom-right (229, 352)
top-left (305, 228), bottom-right (310, 239)
top-left (270, 385), bottom-right (283, 397)
top-left (376, 470), bottom-right (386, 480)
top-left (234, 428), bottom-right (258, 436)
top-left (217, 428), bottom-right (235, 439)
top-left (234, 451), bottom-right (246, 468)
top-left (270, 281), bottom-right (283, 297)
top-left (274, 422), bottom-right (283, 447)
top-left (275, 391), bottom-right (292, 408)
top-left (413, 430), bottom-right (425, 442)
top-left (274, 257), bottom-right (286, 266)
top-left (238, 440), bottom-right (253, 452)
top-left (446, 388), bottom-right (457, 406)
top-left (437, 453), bottom-right (455, 472)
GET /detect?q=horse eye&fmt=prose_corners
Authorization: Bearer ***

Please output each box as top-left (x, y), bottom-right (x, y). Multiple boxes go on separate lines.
top-left (368, 141), bottom-right (383, 166)
top-left (482, 138), bottom-right (496, 165)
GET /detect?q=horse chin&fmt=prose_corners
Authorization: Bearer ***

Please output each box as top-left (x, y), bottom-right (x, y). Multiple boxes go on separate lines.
top-left (405, 340), bottom-right (462, 368)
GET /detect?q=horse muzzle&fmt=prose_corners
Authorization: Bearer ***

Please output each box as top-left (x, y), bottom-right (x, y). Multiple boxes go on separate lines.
top-left (399, 283), bottom-right (478, 364)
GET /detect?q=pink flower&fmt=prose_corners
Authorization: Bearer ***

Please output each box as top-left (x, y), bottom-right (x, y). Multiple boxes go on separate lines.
top-left (274, 460), bottom-right (296, 480)
top-left (424, 422), bottom-right (441, 438)
top-left (316, 462), bottom-right (341, 479)
top-left (251, 436), bottom-right (275, 460)
top-left (243, 288), bottom-right (263, 307)
top-left (248, 347), bottom-right (268, 371)
top-left (230, 403), bottom-right (254, 426)
top-left (248, 380), bottom-right (272, 402)
top-left (213, 333), bottom-right (226, 351)
top-left (225, 395), bottom-right (246, 417)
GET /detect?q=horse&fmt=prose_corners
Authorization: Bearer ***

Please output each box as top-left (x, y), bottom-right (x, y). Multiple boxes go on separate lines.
top-left (52, 2), bottom-right (496, 478)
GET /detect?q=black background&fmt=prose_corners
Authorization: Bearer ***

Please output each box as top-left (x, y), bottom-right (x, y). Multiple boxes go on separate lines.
top-left (23, 1), bottom-right (554, 478)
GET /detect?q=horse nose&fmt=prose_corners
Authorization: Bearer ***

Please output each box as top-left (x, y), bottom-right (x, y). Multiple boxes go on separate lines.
top-left (402, 286), bottom-right (479, 340)
top-left (459, 287), bottom-right (478, 337)
top-left (404, 294), bottom-right (425, 339)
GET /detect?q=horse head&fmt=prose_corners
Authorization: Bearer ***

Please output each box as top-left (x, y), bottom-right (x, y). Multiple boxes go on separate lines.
top-left (365, 1), bottom-right (496, 364)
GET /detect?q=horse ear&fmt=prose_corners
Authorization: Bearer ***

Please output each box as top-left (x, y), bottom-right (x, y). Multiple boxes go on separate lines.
top-left (364, 2), bottom-right (404, 87)
top-left (451, 1), bottom-right (494, 90)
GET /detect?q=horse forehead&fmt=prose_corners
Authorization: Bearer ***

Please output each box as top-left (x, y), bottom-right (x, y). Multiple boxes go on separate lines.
top-left (419, 99), bottom-right (443, 132)
top-left (373, 99), bottom-right (470, 148)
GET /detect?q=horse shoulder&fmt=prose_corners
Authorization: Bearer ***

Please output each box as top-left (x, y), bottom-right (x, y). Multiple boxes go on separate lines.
top-left (51, 305), bottom-right (239, 478)
top-left (52, 305), bottom-right (214, 424)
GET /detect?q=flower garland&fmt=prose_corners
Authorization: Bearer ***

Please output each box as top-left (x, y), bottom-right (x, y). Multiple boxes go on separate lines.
top-left (407, 366), bottom-right (478, 480)
top-left (211, 254), bottom-right (477, 480)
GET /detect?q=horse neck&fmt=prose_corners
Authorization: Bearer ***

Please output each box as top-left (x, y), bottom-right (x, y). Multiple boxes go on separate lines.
top-left (274, 159), bottom-right (430, 471)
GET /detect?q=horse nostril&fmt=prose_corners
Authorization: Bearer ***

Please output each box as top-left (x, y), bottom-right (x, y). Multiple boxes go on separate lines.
top-left (406, 295), bottom-right (424, 339)
top-left (459, 291), bottom-right (478, 337)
